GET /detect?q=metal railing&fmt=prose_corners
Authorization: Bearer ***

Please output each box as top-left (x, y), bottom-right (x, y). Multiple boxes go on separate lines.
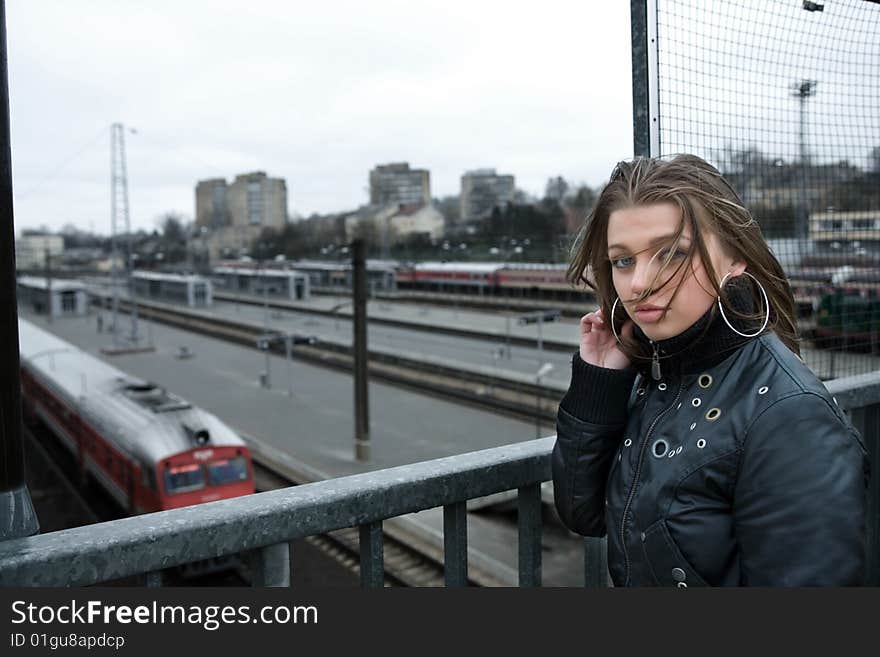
top-left (1, 370), bottom-right (879, 587)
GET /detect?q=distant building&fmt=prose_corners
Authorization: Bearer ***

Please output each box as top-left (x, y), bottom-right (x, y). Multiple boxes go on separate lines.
top-left (17, 276), bottom-right (88, 317)
top-left (196, 171), bottom-right (288, 262)
top-left (131, 271), bottom-right (214, 307)
top-left (15, 234), bottom-right (64, 270)
top-left (460, 169), bottom-right (515, 223)
top-left (809, 209), bottom-right (880, 254)
top-left (227, 171), bottom-right (287, 230)
top-left (195, 178), bottom-right (230, 229)
top-left (344, 203), bottom-right (444, 245)
top-left (211, 266), bottom-right (310, 301)
top-left (369, 163), bottom-right (430, 207)
top-left (387, 203), bottom-right (445, 242)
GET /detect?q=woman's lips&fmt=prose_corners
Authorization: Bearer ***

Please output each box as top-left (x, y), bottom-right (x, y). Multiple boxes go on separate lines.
top-left (634, 307), bottom-right (666, 323)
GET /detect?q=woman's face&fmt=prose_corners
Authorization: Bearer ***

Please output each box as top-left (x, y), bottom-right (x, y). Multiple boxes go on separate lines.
top-left (606, 202), bottom-right (744, 341)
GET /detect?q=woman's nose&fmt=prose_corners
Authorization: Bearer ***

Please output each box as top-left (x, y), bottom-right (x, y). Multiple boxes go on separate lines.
top-left (630, 261), bottom-right (650, 295)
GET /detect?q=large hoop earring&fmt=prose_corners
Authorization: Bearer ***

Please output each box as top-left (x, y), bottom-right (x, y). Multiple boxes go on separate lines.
top-left (717, 271), bottom-right (770, 338)
top-left (610, 296), bottom-right (623, 345)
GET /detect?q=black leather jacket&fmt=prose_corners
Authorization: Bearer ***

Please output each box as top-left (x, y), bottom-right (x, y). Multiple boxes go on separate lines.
top-left (552, 290), bottom-right (869, 586)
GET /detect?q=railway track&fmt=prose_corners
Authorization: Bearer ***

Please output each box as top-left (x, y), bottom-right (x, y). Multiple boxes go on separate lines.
top-left (251, 461), bottom-right (457, 587)
top-left (309, 286), bottom-right (594, 318)
top-left (94, 296), bottom-right (563, 426)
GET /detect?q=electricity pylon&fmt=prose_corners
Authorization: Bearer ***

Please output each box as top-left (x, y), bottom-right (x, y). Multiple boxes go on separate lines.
top-left (110, 122), bottom-right (139, 344)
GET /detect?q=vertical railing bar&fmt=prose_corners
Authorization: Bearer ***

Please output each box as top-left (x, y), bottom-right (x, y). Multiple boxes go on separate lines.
top-left (250, 542), bottom-right (291, 587)
top-left (517, 483), bottom-right (542, 587)
top-left (443, 502), bottom-right (468, 587)
top-left (359, 521), bottom-right (385, 588)
top-left (143, 570), bottom-right (163, 587)
top-left (852, 404), bottom-right (880, 585)
top-left (287, 541), bottom-right (294, 587)
top-left (583, 537), bottom-right (608, 587)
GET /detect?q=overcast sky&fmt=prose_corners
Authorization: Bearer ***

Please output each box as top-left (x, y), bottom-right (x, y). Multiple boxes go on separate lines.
top-left (6, 1), bottom-right (633, 235)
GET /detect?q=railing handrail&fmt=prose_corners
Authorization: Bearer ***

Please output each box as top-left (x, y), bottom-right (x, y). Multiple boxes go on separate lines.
top-left (826, 369), bottom-right (880, 409)
top-left (0, 437), bottom-right (554, 586)
top-left (2, 369), bottom-right (878, 587)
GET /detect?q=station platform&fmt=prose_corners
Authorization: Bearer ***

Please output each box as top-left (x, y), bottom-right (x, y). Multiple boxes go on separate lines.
top-left (19, 310), bottom-right (586, 586)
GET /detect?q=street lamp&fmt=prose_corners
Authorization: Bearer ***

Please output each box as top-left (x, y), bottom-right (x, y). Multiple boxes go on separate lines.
top-left (535, 362), bottom-right (555, 439)
top-left (792, 79), bottom-right (817, 244)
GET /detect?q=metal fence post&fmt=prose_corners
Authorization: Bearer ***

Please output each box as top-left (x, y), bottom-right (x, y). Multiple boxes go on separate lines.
top-left (0, 0), bottom-right (39, 542)
top-left (517, 483), bottom-right (542, 587)
top-left (352, 239), bottom-right (370, 461)
top-left (850, 403), bottom-right (880, 585)
top-left (443, 501), bottom-right (468, 587)
top-left (249, 542), bottom-right (291, 587)
top-left (583, 537), bottom-right (609, 587)
top-left (631, 0), bottom-right (651, 157)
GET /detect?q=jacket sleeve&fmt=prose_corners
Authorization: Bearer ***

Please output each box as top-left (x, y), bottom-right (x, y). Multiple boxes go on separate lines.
top-left (733, 392), bottom-right (869, 585)
top-left (552, 353), bottom-right (637, 537)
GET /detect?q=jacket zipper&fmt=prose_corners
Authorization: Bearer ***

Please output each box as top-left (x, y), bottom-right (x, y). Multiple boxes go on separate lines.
top-left (620, 345), bottom-right (682, 585)
top-left (650, 339), bottom-right (662, 381)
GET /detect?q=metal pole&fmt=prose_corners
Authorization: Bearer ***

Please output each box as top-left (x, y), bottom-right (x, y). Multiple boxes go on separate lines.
top-left (264, 345), bottom-right (271, 390)
top-left (535, 375), bottom-right (541, 440)
top-left (0, 0), bottom-right (39, 540)
top-left (44, 247), bottom-right (52, 323)
top-left (353, 238), bottom-right (370, 461)
top-left (537, 314), bottom-right (544, 362)
top-left (117, 123), bottom-right (138, 344)
top-left (262, 262), bottom-right (269, 328)
top-left (794, 80), bottom-right (816, 245)
top-left (799, 89), bottom-right (808, 242)
top-left (630, 0), bottom-right (651, 157)
top-left (110, 125), bottom-right (119, 347)
top-left (285, 335), bottom-right (292, 397)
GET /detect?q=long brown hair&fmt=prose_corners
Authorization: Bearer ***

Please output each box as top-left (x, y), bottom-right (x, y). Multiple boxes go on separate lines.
top-left (568, 154), bottom-right (800, 360)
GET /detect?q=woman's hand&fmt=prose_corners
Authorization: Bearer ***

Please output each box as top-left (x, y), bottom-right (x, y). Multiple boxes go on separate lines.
top-left (579, 308), bottom-right (633, 370)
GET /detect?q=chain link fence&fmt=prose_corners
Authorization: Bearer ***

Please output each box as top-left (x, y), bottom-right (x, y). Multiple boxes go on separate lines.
top-left (633, 0), bottom-right (880, 378)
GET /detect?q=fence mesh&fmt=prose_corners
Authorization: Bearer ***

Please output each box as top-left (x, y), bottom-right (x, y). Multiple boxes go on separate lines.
top-left (648, 0), bottom-right (880, 379)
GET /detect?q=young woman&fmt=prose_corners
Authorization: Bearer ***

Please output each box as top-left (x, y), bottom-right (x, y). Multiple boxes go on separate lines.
top-left (552, 154), bottom-right (868, 586)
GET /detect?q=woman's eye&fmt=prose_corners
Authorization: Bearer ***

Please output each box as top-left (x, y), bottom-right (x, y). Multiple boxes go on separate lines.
top-left (611, 256), bottom-right (634, 269)
top-left (659, 248), bottom-right (687, 260)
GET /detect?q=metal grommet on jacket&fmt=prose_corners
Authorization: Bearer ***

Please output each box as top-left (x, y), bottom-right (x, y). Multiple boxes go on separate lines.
top-left (672, 567), bottom-right (686, 583)
top-left (698, 374), bottom-right (713, 389)
top-left (705, 408), bottom-right (721, 421)
top-left (652, 438), bottom-right (669, 458)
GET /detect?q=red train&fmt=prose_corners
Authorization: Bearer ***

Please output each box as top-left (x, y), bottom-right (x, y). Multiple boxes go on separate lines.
top-left (394, 261), bottom-right (583, 301)
top-left (18, 318), bottom-right (255, 515)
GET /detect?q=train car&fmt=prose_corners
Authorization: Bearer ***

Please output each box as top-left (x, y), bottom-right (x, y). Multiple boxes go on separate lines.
top-left (18, 318), bottom-right (255, 515)
top-left (498, 263), bottom-right (568, 290)
top-left (395, 262), bottom-right (502, 293)
top-left (813, 288), bottom-right (880, 353)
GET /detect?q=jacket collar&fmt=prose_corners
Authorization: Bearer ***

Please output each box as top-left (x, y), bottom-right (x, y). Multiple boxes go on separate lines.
top-left (630, 277), bottom-right (763, 380)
